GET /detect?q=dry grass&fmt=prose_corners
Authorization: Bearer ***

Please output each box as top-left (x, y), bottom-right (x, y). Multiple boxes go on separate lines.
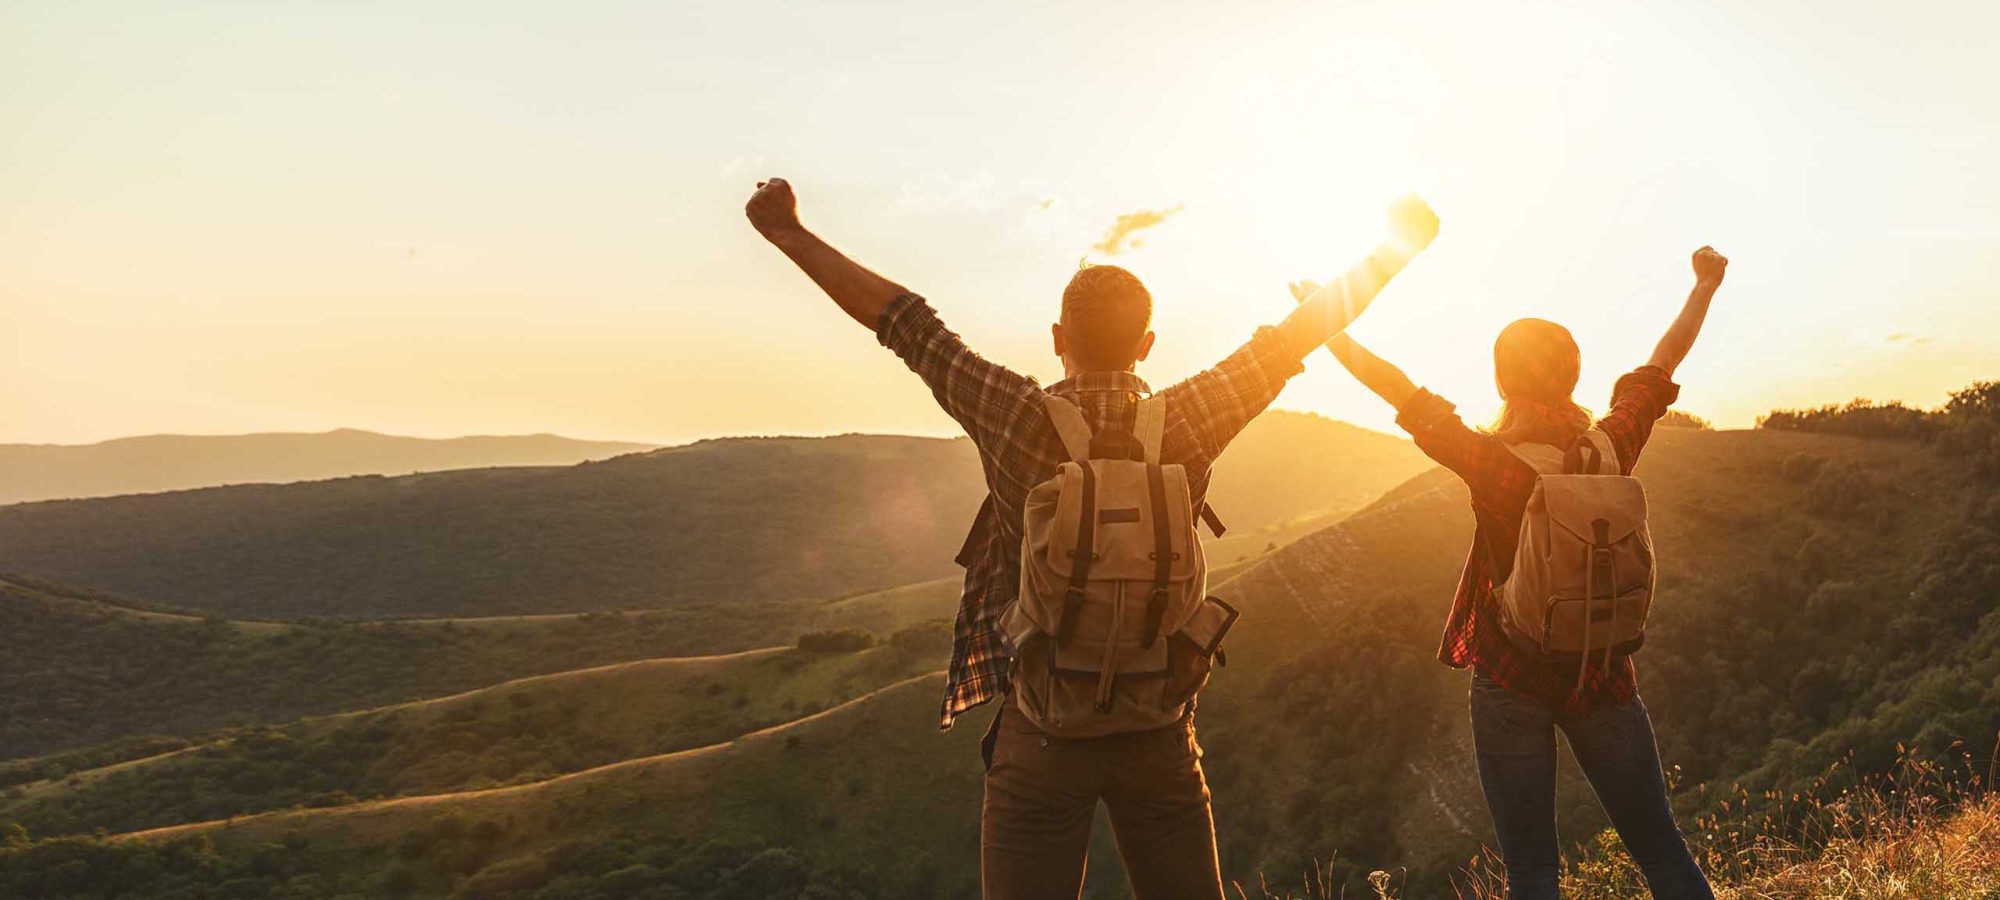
top-left (1258, 739), bottom-right (2000, 900)
top-left (1725, 793), bottom-right (2000, 899)
top-left (1686, 739), bottom-right (2000, 900)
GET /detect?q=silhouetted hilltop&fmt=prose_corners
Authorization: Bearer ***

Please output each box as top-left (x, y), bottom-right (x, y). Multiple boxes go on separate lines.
top-left (0, 429), bottom-right (655, 505)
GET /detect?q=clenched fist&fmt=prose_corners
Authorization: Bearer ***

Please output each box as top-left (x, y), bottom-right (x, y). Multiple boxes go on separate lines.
top-left (1386, 193), bottom-right (1439, 253)
top-left (745, 177), bottom-right (802, 239)
top-left (1692, 246), bottom-right (1728, 286)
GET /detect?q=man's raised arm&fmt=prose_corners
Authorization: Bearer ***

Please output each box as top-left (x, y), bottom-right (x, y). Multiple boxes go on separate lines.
top-left (745, 177), bottom-right (1043, 463)
top-left (1158, 195), bottom-right (1438, 460)
top-left (746, 177), bottom-right (907, 329)
top-left (1271, 194), bottom-right (1439, 357)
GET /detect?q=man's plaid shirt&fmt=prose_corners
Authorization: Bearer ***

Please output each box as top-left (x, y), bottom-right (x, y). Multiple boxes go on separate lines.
top-left (1394, 367), bottom-right (1680, 715)
top-left (876, 294), bottom-right (1310, 730)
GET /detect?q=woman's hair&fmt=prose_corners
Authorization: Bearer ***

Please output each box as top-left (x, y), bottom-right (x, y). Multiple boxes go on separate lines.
top-left (1491, 318), bottom-right (1592, 444)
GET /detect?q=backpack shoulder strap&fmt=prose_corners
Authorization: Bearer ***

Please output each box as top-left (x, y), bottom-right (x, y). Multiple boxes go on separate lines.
top-left (1506, 432), bottom-right (1622, 475)
top-left (1581, 429), bottom-right (1621, 475)
top-left (1198, 504), bottom-right (1227, 537)
top-left (1561, 430), bottom-right (1620, 474)
top-left (1042, 394), bottom-right (1093, 462)
top-left (1132, 396), bottom-right (1166, 464)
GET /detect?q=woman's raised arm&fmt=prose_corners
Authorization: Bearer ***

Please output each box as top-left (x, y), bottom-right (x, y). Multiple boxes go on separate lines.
top-left (1646, 246), bottom-right (1729, 375)
top-left (1288, 281), bottom-right (1420, 410)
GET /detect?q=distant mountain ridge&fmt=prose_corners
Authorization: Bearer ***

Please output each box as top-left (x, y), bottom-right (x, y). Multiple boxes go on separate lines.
top-left (0, 412), bottom-right (1427, 619)
top-left (0, 429), bottom-right (657, 505)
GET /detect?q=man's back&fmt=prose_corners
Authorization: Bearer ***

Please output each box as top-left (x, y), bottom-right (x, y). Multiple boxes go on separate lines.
top-left (874, 293), bottom-right (1306, 729)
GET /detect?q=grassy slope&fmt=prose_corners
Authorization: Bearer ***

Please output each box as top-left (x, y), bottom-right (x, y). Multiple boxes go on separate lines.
top-left (93, 676), bottom-right (985, 896)
top-left (0, 412), bottom-right (1425, 620)
top-left (0, 574), bottom-right (939, 760)
top-left (3, 643), bottom-right (941, 837)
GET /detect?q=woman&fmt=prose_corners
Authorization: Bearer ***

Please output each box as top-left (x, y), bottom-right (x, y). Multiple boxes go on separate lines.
top-left (1291, 246), bottom-right (1728, 898)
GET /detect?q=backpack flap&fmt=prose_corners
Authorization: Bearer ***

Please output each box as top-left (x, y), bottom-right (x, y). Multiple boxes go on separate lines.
top-left (1040, 460), bottom-right (1199, 584)
top-left (1536, 474), bottom-right (1648, 548)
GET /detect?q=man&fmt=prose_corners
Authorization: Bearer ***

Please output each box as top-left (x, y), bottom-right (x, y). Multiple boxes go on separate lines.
top-left (745, 177), bottom-right (1438, 898)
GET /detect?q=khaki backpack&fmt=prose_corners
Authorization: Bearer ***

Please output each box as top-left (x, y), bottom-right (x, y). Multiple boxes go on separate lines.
top-left (1497, 430), bottom-right (1655, 690)
top-left (1000, 394), bottom-right (1238, 738)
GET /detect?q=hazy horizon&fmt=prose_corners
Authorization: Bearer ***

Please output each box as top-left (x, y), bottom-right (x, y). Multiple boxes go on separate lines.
top-left (6, 0), bottom-right (1996, 446)
top-left (0, 404), bottom-right (1409, 449)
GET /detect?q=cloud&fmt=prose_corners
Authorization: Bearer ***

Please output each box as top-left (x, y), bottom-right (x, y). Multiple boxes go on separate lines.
top-left (1886, 332), bottom-right (1933, 346)
top-left (1089, 205), bottom-right (1184, 256)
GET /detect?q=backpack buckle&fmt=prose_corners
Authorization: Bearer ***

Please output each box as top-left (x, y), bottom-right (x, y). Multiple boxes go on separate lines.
top-left (1592, 547), bottom-right (1614, 567)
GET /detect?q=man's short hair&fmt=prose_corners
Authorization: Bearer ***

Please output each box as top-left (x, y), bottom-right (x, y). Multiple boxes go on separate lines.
top-left (1061, 265), bottom-right (1153, 370)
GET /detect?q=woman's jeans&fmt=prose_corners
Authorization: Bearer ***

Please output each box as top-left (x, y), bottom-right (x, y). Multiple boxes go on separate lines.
top-left (1470, 674), bottom-right (1714, 899)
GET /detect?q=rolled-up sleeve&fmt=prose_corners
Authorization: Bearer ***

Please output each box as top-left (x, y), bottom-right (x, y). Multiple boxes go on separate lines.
top-left (1595, 366), bottom-right (1682, 473)
top-left (1396, 388), bottom-right (1459, 433)
top-left (1159, 325), bottom-right (1307, 459)
top-left (876, 293), bottom-right (1041, 453)
top-left (1395, 388), bottom-right (1486, 476)
top-left (873, 292), bottom-right (929, 349)
top-left (1397, 389), bottom-right (1530, 519)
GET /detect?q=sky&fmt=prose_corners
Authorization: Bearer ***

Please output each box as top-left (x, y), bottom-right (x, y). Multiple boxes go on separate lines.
top-left (3, 0), bottom-right (1996, 445)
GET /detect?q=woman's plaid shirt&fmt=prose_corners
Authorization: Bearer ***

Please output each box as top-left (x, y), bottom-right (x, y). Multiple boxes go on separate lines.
top-left (1394, 367), bottom-right (1681, 715)
top-left (875, 294), bottom-right (1311, 731)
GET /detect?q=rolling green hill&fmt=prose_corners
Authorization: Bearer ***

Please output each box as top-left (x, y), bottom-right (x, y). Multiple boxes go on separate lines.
top-left (0, 412), bottom-right (1426, 620)
top-left (2, 635), bottom-right (944, 838)
top-left (1, 675), bottom-right (983, 900)
top-left (0, 574), bottom-right (933, 760)
top-left (0, 429), bottom-right (655, 505)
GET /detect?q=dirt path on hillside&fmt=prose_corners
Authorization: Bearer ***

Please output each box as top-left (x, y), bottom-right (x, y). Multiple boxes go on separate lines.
top-left (19, 646), bottom-right (791, 796)
top-left (112, 671), bottom-right (946, 843)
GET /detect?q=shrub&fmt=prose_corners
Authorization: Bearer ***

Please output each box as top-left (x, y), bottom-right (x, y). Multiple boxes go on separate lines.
top-left (1758, 380), bottom-right (2000, 451)
top-left (888, 619), bottom-right (951, 661)
top-left (454, 855), bottom-right (548, 900)
top-left (795, 629), bottom-right (875, 653)
top-left (1659, 409), bottom-right (1713, 430)
top-left (1759, 398), bottom-right (1941, 439)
